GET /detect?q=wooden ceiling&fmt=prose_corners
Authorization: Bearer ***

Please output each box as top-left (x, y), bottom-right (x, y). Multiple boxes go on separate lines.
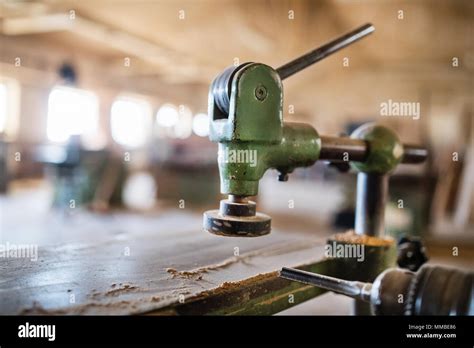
top-left (2, 0), bottom-right (473, 78)
top-left (1, 0), bottom-right (473, 126)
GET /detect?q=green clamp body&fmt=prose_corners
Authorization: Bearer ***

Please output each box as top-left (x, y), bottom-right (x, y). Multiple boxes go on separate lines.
top-left (204, 23), bottom-right (427, 238)
top-left (208, 64), bottom-right (423, 198)
top-left (209, 63), bottom-right (320, 196)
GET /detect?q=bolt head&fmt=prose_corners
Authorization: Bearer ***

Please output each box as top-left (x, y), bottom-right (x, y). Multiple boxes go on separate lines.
top-left (255, 85), bottom-right (267, 101)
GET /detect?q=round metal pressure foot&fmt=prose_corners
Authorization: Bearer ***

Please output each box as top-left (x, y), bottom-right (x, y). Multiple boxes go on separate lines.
top-left (203, 197), bottom-right (271, 237)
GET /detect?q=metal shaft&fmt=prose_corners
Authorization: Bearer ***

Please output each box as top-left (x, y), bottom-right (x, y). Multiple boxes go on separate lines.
top-left (280, 267), bottom-right (372, 302)
top-left (355, 172), bottom-right (388, 236)
top-left (402, 145), bottom-right (429, 164)
top-left (276, 23), bottom-right (375, 80)
top-left (319, 136), bottom-right (428, 164)
top-left (319, 136), bottom-right (367, 162)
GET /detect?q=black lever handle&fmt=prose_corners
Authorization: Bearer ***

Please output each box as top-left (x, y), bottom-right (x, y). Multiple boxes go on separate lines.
top-left (276, 23), bottom-right (375, 80)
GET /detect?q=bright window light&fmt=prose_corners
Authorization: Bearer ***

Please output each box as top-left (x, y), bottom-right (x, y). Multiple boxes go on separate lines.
top-left (175, 105), bottom-right (193, 139)
top-left (156, 104), bottom-right (179, 128)
top-left (47, 86), bottom-right (99, 143)
top-left (192, 113), bottom-right (209, 137)
top-left (0, 78), bottom-right (20, 138)
top-left (122, 171), bottom-right (157, 210)
top-left (155, 104), bottom-right (192, 139)
top-left (0, 83), bottom-right (7, 133)
top-left (111, 97), bottom-right (152, 148)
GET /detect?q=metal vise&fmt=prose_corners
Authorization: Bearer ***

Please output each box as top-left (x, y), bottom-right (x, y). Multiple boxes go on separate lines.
top-left (203, 23), bottom-right (427, 237)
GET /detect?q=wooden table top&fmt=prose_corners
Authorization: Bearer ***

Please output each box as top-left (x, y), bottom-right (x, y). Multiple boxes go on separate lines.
top-left (1, 209), bottom-right (330, 314)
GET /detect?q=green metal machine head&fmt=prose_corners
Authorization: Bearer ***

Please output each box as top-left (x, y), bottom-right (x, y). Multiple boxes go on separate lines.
top-left (202, 23), bottom-right (427, 238)
top-left (209, 62), bottom-right (320, 197)
top-left (203, 24), bottom-right (376, 237)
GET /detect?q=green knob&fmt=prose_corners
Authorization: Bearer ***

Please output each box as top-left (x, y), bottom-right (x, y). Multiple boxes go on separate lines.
top-left (350, 123), bottom-right (403, 174)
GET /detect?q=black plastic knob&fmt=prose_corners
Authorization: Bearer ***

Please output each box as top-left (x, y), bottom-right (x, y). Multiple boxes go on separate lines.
top-left (397, 236), bottom-right (428, 272)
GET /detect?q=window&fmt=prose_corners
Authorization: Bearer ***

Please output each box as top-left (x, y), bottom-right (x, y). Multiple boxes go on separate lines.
top-left (0, 83), bottom-right (7, 133)
top-left (111, 97), bottom-right (152, 148)
top-left (156, 104), bottom-right (179, 128)
top-left (155, 104), bottom-right (192, 139)
top-left (192, 113), bottom-right (209, 137)
top-left (0, 78), bottom-right (20, 137)
top-left (174, 105), bottom-right (192, 139)
top-left (47, 86), bottom-right (99, 143)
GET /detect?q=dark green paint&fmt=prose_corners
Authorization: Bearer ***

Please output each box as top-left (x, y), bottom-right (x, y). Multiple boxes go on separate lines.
top-left (209, 64), bottom-right (320, 196)
top-left (350, 123), bottom-right (404, 174)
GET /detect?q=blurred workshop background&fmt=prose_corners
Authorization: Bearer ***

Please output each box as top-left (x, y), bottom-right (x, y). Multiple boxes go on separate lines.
top-left (0, 0), bottom-right (473, 313)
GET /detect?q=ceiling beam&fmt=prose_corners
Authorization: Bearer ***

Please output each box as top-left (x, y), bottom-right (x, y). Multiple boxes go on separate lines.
top-left (1, 13), bottom-right (217, 82)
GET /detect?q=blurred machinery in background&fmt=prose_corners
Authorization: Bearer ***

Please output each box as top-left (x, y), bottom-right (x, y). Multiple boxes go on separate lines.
top-left (35, 135), bottom-right (126, 210)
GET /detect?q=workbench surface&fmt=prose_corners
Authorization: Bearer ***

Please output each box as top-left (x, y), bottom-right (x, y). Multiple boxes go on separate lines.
top-left (1, 208), bottom-right (331, 315)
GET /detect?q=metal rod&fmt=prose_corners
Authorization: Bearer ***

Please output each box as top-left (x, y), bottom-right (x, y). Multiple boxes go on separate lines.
top-left (319, 136), bottom-right (367, 162)
top-left (319, 136), bottom-right (428, 164)
top-left (402, 145), bottom-right (429, 164)
top-left (228, 195), bottom-right (249, 203)
top-left (276, 23), bottom-right (375, 80)
top-left (355, 172), bottom-right (388, 236)
top-left (280, 267), bottom-right (372, 302)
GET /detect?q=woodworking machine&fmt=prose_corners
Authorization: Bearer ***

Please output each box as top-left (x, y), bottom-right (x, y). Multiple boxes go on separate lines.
top-left (200, 23), bottom-right (474, 316)
top-left (202, 23), bottom-right (427, 237)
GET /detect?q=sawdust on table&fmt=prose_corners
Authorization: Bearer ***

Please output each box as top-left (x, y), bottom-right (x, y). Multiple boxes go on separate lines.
top-left (166, 268), bottom-right (203, 280)
top-left (19, 238), bottom-right (324, 314)
top-left (18, 300), bottom-right (134, 315)
top-left (19, 301), bottom-right (69, 315)
top-left (194, 271), bottom-right (278, 298)
top-left (105, 283), bottom-right (139, 296)
top-left (330, 230), bottom-right (394, 246)
top-left (19, 295), bottom-right (163, 315)
top-left (164, 238), bottom-right (324, 281)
